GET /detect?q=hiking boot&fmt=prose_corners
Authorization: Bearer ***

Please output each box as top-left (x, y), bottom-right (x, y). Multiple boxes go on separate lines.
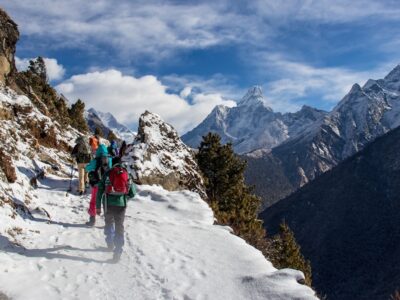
top-left (112, 251), bottom-right (122, 263)
top-left (79, 191), bottom-right (84, 196)
top-left (85, 216), bottom-right (95, 226)
top-left (106, 241), bottom-right (114, 251)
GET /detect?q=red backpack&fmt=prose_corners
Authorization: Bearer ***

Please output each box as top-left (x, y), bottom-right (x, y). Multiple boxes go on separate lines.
top-left (105, 165), bottom-right (129, 195)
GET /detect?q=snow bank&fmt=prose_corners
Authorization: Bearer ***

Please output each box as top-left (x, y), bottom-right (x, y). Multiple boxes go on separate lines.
top-left (0, 176), bottom-right (317, 299)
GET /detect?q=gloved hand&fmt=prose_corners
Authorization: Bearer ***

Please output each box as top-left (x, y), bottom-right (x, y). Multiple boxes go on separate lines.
top-left (96, 208), bottom-right (101, 216)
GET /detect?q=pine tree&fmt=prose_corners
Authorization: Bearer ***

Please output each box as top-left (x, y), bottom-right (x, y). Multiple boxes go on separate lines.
top-left (197, 132), bottom-right (313, 287)
top-left (28, 56), bottom-right (47, 82)
top-left (196, 132), bottom-right (268, 251)
top-left (68, 99), bottom-right (88, 132)
top-left (107, 130), bottom-right (118, 142)
top-left (268, 222), bottom-right (312, 286)
top-left (18, 59), bottom-right (71, 126)
top-left (94, 126), bottom-right (104, 137)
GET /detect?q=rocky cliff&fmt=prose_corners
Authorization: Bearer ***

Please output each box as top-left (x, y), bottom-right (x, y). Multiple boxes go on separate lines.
top-left (0, 8), bottom-right (19, 84)
top-left (123, 111), bottom-right (206, 198)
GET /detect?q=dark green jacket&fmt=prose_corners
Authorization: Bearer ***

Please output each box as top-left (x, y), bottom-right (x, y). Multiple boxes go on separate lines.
top-left (96, 167), bottom-right (136, 209)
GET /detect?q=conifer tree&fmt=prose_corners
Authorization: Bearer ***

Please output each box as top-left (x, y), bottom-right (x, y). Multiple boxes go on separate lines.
top-left (68, 99), bottom-right (88, 132)
top-left (197, 132), bottom-right (313, 287)
top-left (94, 126), bottom-right (104, 137)
top-left (107, 130), bottom-right (118, 142)
top-left (28, 56), bottom-right (47, 82)
top-left (196, 132), bottom-right (267, 250)
top-left (269, 222), bottom-right (312, 286)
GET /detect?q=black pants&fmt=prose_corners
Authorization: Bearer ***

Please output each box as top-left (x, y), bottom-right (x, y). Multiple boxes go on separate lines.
top-left (104, 206), bottom-right (126, 253)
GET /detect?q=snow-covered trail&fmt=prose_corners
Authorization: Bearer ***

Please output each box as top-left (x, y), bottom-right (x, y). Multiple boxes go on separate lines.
top-left (0, 175), bottom-right (317, 300)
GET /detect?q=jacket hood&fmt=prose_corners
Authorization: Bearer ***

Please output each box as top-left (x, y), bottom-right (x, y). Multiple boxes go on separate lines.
top-left (95, 144), bottom-right (109, 158)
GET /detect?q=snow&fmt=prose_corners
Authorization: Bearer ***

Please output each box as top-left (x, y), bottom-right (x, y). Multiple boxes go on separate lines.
top-left (125, 112), bottom-right (198, 179)
top-left (0, 85), bottom-right (316, 300)
top-left (182, 86), bottom-right (327, 154)
top-left (88, 108), bottom-right (136, 143)
top-left (0, 176), bottom-right (317, 300)
top-left (0, 84), bottom-right (31, 107)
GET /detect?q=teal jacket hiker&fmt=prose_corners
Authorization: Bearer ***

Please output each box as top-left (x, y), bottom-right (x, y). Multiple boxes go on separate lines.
top-left (85, 144), bottom-right (112, 172)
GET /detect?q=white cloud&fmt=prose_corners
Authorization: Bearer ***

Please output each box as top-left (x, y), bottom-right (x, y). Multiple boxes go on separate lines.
top-left (15, 57), bottom-right (30, 71)
top-left (15, 57), bottom-right (65, 81)
top-left (250, 53), bottom-right (396, 112)
top-left (250, 0), bottom-right (400, 23)
top-left (3, 0), bottom-right (264, 61)
top-left (4, 0), bottom-right (399, 61)
top-left (43, 58), bottom-right (65, 81)
top-left (56, 69), bottom-right (236, 134)
top-left (180, 87), bottom-right (192, 98)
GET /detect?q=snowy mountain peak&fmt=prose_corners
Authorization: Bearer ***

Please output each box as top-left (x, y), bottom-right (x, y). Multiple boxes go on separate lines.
top-left (86, 107), bottom-right (136, 142)
top-left (384, 64), bottom-right (400, 82)
top-left (350, 83), bottom-right (362, 93)
top-left (237, 85), bottom-right (269, 108)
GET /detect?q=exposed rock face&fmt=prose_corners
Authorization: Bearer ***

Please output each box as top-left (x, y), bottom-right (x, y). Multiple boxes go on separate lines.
top-left (0, 8), bottom-right (19, 84)
top-left (123, 111), bottom-right (206, 198)
top-left (261, 126), bottom-right (400, 300)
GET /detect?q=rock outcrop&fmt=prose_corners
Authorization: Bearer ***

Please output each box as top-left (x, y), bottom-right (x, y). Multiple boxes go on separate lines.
top-left (0, 8), bottom-right (19, 84)
top-left (123, 111), bottom-right (206, 198)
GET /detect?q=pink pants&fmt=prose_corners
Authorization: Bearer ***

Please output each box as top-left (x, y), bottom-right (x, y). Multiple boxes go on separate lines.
top-left (88, 186), bottom-right (98, 217)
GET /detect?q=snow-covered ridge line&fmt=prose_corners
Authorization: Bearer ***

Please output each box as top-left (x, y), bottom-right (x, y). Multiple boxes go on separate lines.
top-left (182, 86), bottom-right (327, 154)
top-left (86, 107), bottom-right (136, 143)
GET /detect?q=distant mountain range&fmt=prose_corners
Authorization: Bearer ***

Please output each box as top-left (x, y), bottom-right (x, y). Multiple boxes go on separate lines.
top-left (182, 86), bottom-right (327, 154)
top-left (86, 108), bottom-right (136, 142)
top-left (261, 125), bottom-right (400, 300)
top-left (183, 65), bottom-right (400, 208)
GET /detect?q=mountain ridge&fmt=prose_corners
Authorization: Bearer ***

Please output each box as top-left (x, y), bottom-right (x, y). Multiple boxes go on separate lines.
top-left (261, 124), bottom-right (400, 300)
top-left (182, 86), bottom-right (327, 154)
top-left (86, 107), bottom-right (136, 142)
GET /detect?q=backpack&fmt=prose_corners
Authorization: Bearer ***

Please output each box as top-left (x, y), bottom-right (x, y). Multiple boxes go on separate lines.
top-left (105, 165), bottom-right (130, 195)
top-left (88, 156), bottom-right (110, 186)
top-left (75, 138), bottom-right (92, 163)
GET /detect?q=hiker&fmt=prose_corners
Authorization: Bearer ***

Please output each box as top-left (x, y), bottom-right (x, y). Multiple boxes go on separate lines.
top-left (85, 144), bottom-right (112, 226)
top-left (96, 157), bottom-right (136, 262)
top-left (119, 140), bottom-right (127, 158)
top-left (71, 136), bottom-right (91, 195)
top-left (89, 134), bottom-right (100, 156)
top-left (108, 140), bottom-right (119, 158)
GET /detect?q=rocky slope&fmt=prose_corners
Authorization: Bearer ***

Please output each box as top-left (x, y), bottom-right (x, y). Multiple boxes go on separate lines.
top-left (123, 111), bottom-right (206, 199)
top-left (0, 8), bottom-right (18, 85)
top-left (182, 86), bottom-right (327, 154)
top-left (261, 126), bottom-right (400, 300)
top-left (86, 108), bottom-right (135, 142)
top-left (246, 65), bottom-right (400, 208)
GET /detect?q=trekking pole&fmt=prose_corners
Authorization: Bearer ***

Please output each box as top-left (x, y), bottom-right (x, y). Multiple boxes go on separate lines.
top-left (66, 163), bottom-right (74, 196)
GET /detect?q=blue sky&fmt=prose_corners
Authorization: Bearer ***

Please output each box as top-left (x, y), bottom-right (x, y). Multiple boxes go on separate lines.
top-left (3, 0), bottom-right (400, 133)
